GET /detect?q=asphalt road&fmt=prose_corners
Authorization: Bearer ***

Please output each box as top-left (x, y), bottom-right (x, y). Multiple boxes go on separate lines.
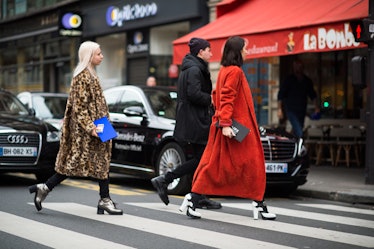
top-left (0, 173), bottom-right (373, 249)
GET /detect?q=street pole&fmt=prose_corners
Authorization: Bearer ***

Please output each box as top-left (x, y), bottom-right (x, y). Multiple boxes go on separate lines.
top-left (365, 0), bottom-right (374, 184)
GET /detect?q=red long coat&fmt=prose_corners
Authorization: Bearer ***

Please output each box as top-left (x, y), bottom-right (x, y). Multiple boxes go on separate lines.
top-left (191, 65), bottom-right (266, 201)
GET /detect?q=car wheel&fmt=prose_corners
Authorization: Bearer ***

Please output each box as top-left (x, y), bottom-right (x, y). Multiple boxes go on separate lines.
top-left (156, 142), bottom-right (191, 195)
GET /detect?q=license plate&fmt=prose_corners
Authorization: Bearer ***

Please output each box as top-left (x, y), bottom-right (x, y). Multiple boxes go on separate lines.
top-left (0, 147), bottom-right (38, 157)
top-left (265, 163), bottom-right (288, 173)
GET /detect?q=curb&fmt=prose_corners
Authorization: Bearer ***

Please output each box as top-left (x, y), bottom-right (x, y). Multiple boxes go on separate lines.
top-left (295, 189), bottom-right (374, 204)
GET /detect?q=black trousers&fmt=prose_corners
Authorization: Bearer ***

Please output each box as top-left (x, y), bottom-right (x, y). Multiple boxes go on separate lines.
top-left (45, 172), bottom-right (110, 199)
top-left (164, 143), bottom-right (205, 184)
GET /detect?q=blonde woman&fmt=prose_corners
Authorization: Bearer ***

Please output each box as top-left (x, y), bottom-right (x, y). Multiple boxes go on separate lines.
top-left (29, 41), bottom-right (122, 215)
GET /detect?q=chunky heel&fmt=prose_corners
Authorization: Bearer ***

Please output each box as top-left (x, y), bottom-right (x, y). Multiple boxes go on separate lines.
top-left (179, 193), bottom-right (191, 212)
top-left (179, 193), bottom-right (201, 219)
top-left (29, 185), bottom-right (37, 194)
top-left (252, 201), bottom-right (276, 220)
top-left (97, 206), bottom-right (105, 215)
top-left (252, 202), bottom-right (259, 220)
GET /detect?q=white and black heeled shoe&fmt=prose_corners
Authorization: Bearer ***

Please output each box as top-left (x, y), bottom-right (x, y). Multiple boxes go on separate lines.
top-left (252, 200), bottom-right (276, 220)
top-left (179, 193), bottom-right (201, 219)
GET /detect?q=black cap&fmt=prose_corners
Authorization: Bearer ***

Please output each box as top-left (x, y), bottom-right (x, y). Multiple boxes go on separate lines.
top-left (188, 37), bottom-right (210, 56)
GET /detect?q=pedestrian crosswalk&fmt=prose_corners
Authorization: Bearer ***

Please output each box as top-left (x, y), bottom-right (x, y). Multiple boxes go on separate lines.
top-left (1, 201), bottom-right (373, 249)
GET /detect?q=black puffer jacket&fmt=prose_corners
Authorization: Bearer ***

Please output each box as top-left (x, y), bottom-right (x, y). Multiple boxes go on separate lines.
top-left (174, 54), bottom-right (213, 145)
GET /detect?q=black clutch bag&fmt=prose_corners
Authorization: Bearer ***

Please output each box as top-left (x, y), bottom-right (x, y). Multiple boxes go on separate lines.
top-left (216, 119), bottom-right (250, 142)
top-left (230, 119), bottom-right (250, 142)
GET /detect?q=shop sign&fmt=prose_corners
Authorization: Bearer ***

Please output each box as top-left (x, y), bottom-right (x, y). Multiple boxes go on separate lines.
top-left (127, 31), bottom-right (149, 54)
top-left (59, 12), bottom-right (82, 36)
top-left (174, 22), bottom-right (367, 64)
top-left (106, 2), bottom-right (157, 27)
top-left (303, 23), bottom-right (360, 51)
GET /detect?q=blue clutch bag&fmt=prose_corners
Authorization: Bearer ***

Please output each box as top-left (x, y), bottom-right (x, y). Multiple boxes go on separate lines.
top-left (93, 117), bottom-right (117, 142)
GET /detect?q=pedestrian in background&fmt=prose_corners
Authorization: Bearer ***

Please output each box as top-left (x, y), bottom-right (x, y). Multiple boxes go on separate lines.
top-left (29, 41), bottom-right (123, 215)
top-left (179, 36), bottom-right (276, 220)
top-left (151, 37), bottom-right (221, 210)
top-left (277, 59), bottom-right (320, 138)
top-left (146, 76), bottom-right (157, 87)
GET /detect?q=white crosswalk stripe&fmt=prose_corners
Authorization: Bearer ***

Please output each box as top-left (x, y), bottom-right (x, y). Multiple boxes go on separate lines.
top-left (0, 211), bottom-right (135, 249)
top-left (222, 203), bottom-right (374, 229)
top-left (127, 202), bottom-right (374, 248)
top-left (39, 203), bottom-right (296, 249)
top-left (296, 203), bottom-right (374, 215)
top-left (0, 201), bottom-right (372, 249)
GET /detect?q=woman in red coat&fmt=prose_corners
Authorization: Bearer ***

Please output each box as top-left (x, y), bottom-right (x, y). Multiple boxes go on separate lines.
top-left (179, 36), bottom-right (276, 220)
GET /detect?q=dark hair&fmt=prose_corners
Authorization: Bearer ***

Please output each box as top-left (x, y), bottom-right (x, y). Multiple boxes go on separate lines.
top-left (220, 36), bottom-right (245, 67)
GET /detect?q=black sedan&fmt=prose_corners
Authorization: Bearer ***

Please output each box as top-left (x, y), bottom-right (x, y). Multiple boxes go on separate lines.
top-left (17, 91), bottom-right (68, 130)
top-left (103, 85), bottom-right (309, 195)
top-left (0, 90), bottom-right (60, 181)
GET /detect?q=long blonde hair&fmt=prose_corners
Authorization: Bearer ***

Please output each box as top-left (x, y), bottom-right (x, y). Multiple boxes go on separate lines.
top-left (73, 41), bottom-right (100, 78)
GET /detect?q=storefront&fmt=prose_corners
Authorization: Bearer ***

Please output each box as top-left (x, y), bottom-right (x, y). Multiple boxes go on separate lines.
top-left (173, 0), bottom-right (369, 127)
top-left (81, 0), bottom-right (209, 88)
top-left (0, 2), bottom-right (82, 94)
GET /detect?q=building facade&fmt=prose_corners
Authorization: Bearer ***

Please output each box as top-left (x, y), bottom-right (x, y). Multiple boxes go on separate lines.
top-left (178, 0), bottom-right (369, 128)
top-left (0, 0), bottom-right (369, 128)
top-left (0, 0), bottom-right (210, 93)
top-left (0, 0), bottom-right (82, 93)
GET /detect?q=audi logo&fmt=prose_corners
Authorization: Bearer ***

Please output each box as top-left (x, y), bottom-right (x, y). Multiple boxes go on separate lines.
top-left (7, 135), bottom-right (28, 144)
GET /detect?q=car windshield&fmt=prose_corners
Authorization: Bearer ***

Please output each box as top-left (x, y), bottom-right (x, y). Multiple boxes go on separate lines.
top-left (33, 95), bottom-right (67, 119)
top-left (0, 92), bottom-right (30, 115)
top-left (143, 88), bottom-right (177, 120)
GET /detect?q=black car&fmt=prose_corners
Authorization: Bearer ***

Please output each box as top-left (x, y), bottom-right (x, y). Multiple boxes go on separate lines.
top-left (103, 85), bottom-right (309, 195)
top-left (17, 91), bottom-right (68, 130)
top-left (0, 90), bottom-right (60, 181)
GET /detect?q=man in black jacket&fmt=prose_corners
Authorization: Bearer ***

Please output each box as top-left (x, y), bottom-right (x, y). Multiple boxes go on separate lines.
top-left (151, 38), bottom-right (221, 209)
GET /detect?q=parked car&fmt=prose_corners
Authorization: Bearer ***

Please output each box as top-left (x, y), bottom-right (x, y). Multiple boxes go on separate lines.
top-left (103, 85), bottom-right (309, 195)
top-left (17, 92), bottom-right (68, 130)
top-left (0, 90), bottom-right (60, 181)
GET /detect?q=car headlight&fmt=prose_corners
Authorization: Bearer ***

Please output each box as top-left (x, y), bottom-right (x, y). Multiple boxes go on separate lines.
top-left (297, 138), bottom-right (307, 157)
top-left (47, 131), bottom-right (60, 142)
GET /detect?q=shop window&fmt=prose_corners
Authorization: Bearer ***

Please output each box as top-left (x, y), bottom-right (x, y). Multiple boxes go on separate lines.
top-left (149, 55), bottom-right (174, 86)
top-left (97, 34), bottom-right (126, 88)
top-left (295, 50), bottom-right (365, 119)
top-left (243, 58), bottom-right (279, 126)
top-left (15, 0), bottom-right (26, 14)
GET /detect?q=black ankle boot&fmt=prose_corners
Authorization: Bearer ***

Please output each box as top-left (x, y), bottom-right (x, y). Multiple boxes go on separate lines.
top-left (29, 184), bottom-right (50, 211)
top-left (195, 195), bottom-right (222, 209)
top-left (151, 175), bottom-right (169, 205)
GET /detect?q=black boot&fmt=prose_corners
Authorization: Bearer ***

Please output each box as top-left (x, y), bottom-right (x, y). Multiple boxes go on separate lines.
top-left (97, 198), bottom-right (123, 215)
top-left (29, 184), bottom-right (50, 211)
top-left (151, 175), bottom-right (169, 205)
top-left (195, 195), bottom-right (222, 209)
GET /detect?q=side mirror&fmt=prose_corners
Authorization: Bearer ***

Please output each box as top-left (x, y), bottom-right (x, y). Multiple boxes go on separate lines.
top-left (28, 108), bottom-right (36, 116)
top-left (123, 106), bottom-right (145, 117)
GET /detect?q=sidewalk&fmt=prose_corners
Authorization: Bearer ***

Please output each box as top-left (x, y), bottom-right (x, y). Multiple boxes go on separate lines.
top-left (295, 165), bottom-right (374, 205)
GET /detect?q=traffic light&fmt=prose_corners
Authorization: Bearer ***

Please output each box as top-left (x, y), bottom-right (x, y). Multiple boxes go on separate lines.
top-left (350, 19), bottom-right (374, 43)
top-left (351, 56), bottom-right (367, 89)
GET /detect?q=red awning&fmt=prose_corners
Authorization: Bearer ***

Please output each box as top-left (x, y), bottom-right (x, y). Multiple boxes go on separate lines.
top-left (173, 0), bottom-right (368, 64)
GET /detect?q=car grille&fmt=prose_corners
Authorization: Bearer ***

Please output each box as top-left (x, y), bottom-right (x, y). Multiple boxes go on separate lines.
top-left (261, 138), bottom-right (297, 162)
top-left (0, 132), bottom-right (41, 165)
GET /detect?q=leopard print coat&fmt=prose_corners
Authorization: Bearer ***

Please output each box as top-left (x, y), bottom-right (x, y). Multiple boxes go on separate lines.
top-left (55, 69), bottom-right (112, 180)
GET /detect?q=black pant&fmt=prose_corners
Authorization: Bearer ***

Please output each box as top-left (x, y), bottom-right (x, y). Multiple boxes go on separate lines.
top-left (45, 172), bottom-right (110, 199)
top-left (164, 143), bottom-right (205, 184)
